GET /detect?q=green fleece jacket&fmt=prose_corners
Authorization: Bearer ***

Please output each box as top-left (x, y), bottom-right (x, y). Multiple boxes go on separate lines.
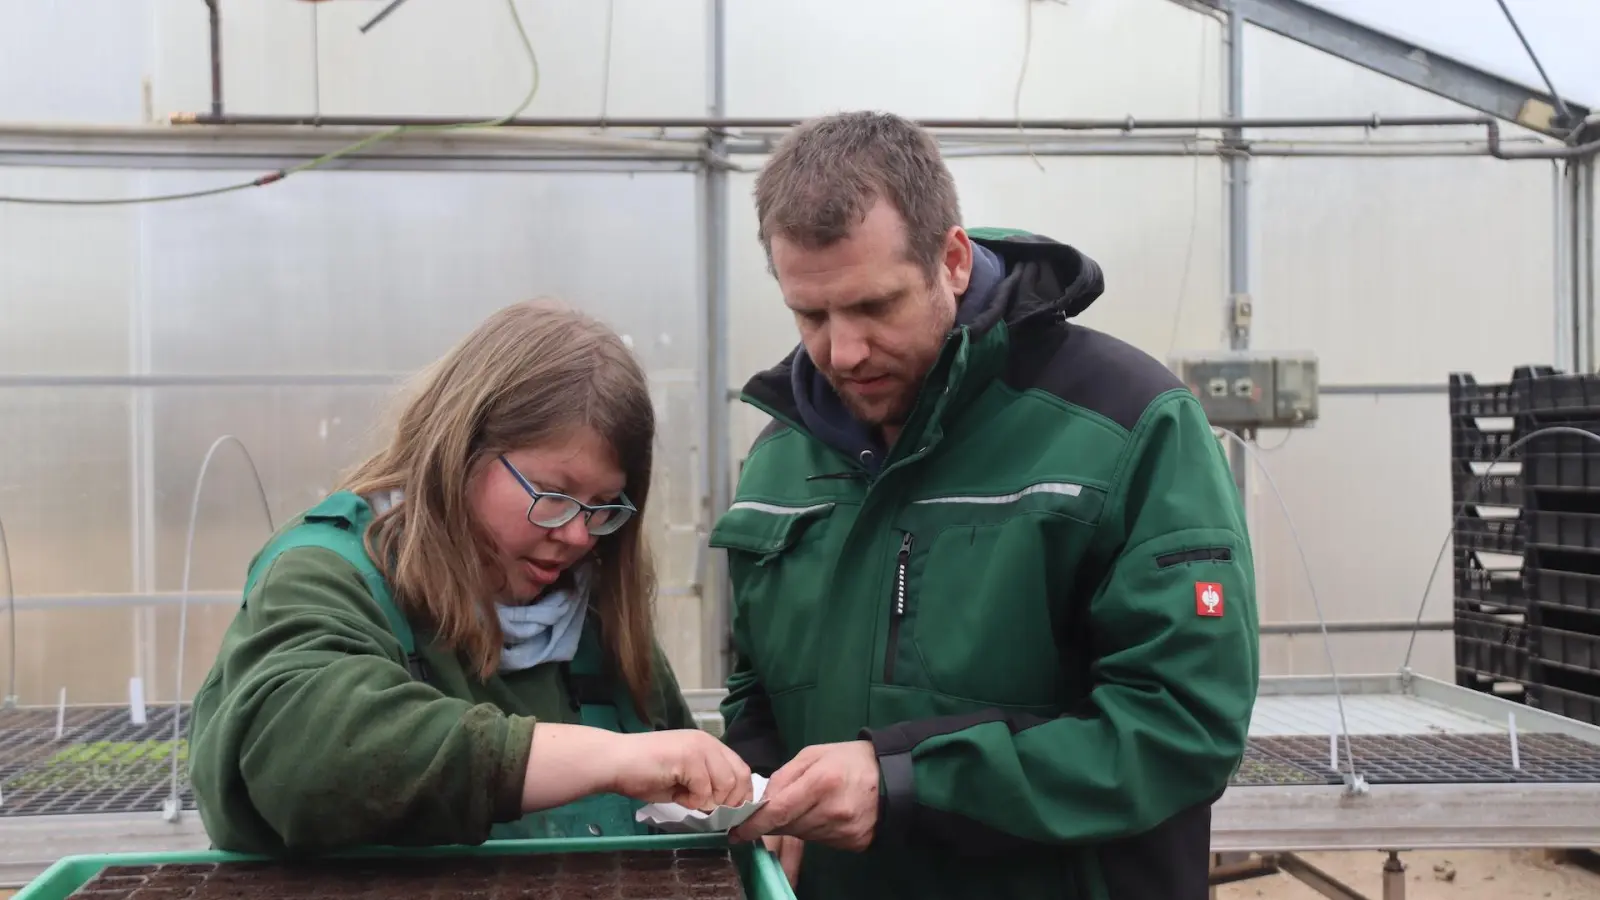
top-left (187, 543), bottom-right (696, 854)
top-left (713, 231), bottom-right (1259, 900)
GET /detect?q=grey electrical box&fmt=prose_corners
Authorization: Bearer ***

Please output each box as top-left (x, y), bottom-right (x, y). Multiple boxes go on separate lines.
top-left (1168, 350), bottom-right (1320, 429)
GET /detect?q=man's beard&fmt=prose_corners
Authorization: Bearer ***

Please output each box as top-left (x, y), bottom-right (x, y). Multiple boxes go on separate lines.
top-left (831, 375), bottom-right (912, 431)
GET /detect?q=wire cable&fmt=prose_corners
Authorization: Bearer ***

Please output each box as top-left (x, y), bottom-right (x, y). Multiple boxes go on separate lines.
top-left (1402, 425), bottom-right (1600, 672)
top-left (0, 0), bottom-right (540, 207)
top-left (1, 511), bottom-right (15, 709)
top-left (1011, 0), bottom-right (1044, 172)
top-left (165, 435), bottom-right (275, 821)
top-left (1162, 11), bottom-right (1213, 359)
top-left (1216, 428), bottom-right (1364, 791)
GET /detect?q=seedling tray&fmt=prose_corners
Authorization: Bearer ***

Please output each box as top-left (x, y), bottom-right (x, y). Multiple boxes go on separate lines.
top-left (0, 704), bottom-right (193, 817)
top-left (16, 835), bottom-right (794, 900)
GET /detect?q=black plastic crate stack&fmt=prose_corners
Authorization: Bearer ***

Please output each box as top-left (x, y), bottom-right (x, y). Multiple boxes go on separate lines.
top-left (1516, 371), bottom-right (1600, 725)
top-left (1448, 368), bottom-right (1550, 700)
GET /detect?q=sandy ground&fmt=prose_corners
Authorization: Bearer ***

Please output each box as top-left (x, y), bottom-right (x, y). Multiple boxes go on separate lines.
top-left (1217, 850), bottom-right (1600, 899)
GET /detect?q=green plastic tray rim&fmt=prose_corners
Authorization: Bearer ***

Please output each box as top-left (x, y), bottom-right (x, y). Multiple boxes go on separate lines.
top-left (15, 833), bottom-right (793, 900)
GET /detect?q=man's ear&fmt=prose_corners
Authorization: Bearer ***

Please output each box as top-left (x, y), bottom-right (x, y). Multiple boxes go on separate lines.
top-left (942, 227), bottom-right (974, 295)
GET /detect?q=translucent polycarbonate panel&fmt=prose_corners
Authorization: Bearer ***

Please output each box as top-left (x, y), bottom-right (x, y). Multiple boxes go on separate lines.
top-left (726, 154), bottom-right (1227, 455)
top-left (312, 0), bottom-right (707, 119)
top-left (1248, 392), bottom-right (1453, 680)
top-left (138, 169), bottom-right (702, 378)
top-left (0, 389), bottom-right (134, 597)
top-left (6, 607), bottom-right (141, 706)
top-left (0, 169), bottom-right (139, 376)
top-left (725, 0), bottom-right (1220, 120)
top-left (0, 0), bottom-right (153, 123)
top-left (148, 385), bottom-right (396, 595)
top-left (1251, 153), bottom-right (1554, 384)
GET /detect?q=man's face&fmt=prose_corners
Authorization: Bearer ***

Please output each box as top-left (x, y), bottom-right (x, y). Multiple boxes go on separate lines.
top-left (771, 199), bottom-right (972, 440)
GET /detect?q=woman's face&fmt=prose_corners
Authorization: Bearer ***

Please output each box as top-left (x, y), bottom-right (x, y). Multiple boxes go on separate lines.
top-left (471, 425), bottom-right (628, 601)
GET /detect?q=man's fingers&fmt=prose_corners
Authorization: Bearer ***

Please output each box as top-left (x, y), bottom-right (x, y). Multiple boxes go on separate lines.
top-left (734, 760), bottom-right (827, 840)
top-left (762, 744), bottom-right (820, 796)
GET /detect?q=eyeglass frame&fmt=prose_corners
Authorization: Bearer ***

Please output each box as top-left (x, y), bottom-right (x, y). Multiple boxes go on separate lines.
top-left (497, 454), bottom-right (637, 536)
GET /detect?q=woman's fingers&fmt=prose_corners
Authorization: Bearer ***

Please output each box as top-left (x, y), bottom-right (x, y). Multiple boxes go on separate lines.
top-left (714, 743), bottom-right (754, 807)
top-left (671, 755), bottom-right (715, 811)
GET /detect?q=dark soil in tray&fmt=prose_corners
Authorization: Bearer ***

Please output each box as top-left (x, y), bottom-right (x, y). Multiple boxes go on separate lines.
top-left (65, 849), bottom-right (747, 900)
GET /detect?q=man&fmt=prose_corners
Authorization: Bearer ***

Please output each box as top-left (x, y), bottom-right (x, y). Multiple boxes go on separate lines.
top-left (711, 110), bottom-right (1259, 900)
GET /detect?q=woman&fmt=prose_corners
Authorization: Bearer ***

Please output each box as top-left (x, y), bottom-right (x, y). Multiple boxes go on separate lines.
top-left (187, 299), bottom-right (752, 854)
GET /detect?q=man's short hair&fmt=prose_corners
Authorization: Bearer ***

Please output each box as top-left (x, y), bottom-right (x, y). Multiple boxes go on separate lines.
top-left (753, 110), bottom-right (962, 280)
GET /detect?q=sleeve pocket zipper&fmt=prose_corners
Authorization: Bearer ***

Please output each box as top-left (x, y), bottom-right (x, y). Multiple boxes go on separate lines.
top-left (884, 532), bottom-right (912, 683)
top-left (1154, 546), bottom-right (1233, 569)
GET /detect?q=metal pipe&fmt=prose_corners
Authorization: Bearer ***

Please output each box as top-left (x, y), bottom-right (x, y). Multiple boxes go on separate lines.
top-left (1259, 619), bottom-right (1452, 636)
top-left (938, 141), bottom-right (1544, 159)
top-left (0, 122), bottom-right (706, 156)
top-left (175, 112), bottom-right (1498, 132)
top-left (1319, 383), bottom-right (1446, 395)
top-left (1585, 158), bottom-right (1595, 372)
top-left (1556, 160), bottom-right (1570, 369)
top-left (204, 0), bottom-right (222, 118)
top-left (1580, 156), bottom-right (1593, 373)
top-left (699, 0), bottom-right (734, 689)
top-left (174, 111), bottom-right (1600, 161)
top-left (1487, 121), bottom-right (1600, 160)
top-left (8, 585), bottom-right (700, 613)
top-left (1223, 1), bottom-right (1251, 501)
top-left (1574, 160), bottom-right (1586, 371)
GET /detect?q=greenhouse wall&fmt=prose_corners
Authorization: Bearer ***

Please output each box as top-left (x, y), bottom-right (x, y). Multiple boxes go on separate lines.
top-left (0, 0), bottom-right (1586, 702)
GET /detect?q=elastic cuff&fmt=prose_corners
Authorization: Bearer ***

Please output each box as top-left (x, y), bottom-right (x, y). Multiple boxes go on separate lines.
top-left (859, 727), bottom-right (915, 845)
top-left (495, 714), bottom-right (538, 823)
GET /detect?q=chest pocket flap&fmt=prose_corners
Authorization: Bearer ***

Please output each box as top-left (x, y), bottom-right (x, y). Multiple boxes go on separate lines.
top-left (709, 500), bottom-right (836, 564)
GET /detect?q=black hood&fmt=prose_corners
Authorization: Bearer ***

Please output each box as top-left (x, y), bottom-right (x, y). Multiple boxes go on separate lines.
top-left (760, 233), bottom-right (1105, 472)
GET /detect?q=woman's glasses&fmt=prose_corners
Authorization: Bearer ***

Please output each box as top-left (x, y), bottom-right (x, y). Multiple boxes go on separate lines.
top-left (498, 455), bottom-right (636, 536)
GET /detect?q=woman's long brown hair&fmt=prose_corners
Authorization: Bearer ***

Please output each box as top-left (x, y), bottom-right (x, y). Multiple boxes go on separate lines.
top-left (339, 298), bottom-right (659, 717)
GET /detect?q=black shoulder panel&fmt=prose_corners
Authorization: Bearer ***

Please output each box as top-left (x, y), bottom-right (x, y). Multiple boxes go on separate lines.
top-left (1004, 322), bottom-right (1186, 432)
top-left (749, 417), bottom-right (791, 454)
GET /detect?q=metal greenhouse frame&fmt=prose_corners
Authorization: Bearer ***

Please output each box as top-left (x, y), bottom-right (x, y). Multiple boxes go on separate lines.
top-left (2, 0), bottom-right (1598, 896)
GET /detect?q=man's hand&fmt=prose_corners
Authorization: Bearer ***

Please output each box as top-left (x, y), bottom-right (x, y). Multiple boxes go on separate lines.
top-left (762, 836), bottom-right (804, 888)
top-left (731, 740), bottom-right (880, 851)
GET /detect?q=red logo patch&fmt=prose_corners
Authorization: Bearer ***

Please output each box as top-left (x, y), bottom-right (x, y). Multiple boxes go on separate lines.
top-left (1195, 582), bottom-right (1224, 617)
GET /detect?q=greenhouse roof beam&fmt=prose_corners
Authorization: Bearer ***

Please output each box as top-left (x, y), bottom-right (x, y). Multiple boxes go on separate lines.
top-left (1194, 0), bottom-right (1589, 137)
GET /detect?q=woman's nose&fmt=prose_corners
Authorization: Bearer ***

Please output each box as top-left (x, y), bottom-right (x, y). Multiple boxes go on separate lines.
top-left (550, 513), bottom-right (594, 548)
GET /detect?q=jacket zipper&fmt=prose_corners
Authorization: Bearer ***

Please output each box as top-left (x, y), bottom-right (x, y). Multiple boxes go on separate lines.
top-left (884, 532), bottom-right (912, 683)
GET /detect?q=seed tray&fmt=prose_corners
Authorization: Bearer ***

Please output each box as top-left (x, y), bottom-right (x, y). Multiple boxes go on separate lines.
top-left (1248, 732), bottom-right (1600, 785)
top-left (1250, 734), bottom-right (1517, 784)
top-left (66, 851), bottom-right (746, 900)
top-left (17, 836), bottom-right (793, 900)
top-left (1228, 746), bottom-right (1334, 787)
top-left (0, 705), bottom-right (193, 817)
top-left (1431, 733), bottom-right (1600, 782)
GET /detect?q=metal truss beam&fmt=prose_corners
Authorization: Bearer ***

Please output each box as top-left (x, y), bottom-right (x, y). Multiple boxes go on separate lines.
top-left (1189, 0), bottom-right (1589, 137)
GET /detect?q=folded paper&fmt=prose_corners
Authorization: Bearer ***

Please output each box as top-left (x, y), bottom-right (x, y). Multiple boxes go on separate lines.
top-left (635, 773), bottom-right (768, 834)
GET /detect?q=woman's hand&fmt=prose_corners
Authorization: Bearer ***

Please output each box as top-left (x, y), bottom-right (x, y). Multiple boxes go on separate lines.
top-left (605, 730), bottom-right (754, 811)
top-left (521, 724), bottom-right (752, 814)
